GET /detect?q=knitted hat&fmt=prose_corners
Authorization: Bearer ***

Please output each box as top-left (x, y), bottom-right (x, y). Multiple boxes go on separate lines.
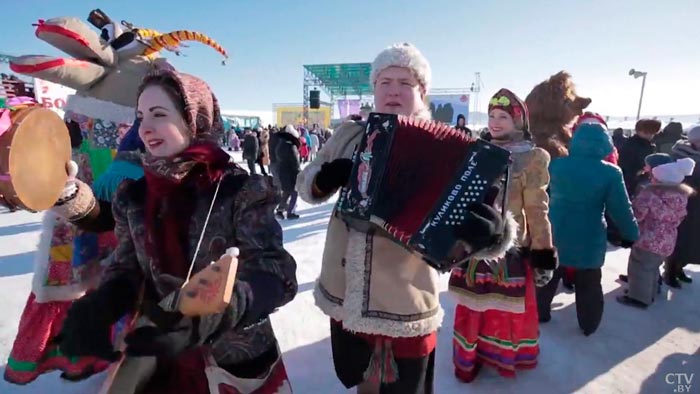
top-left (575, 112), bottom-right (608, 131)
top-left (635, 119), bottom-right (662, 135)
top-left (687, 125), bottom-right (700, 143)
top-left (138, 69), bottom-right (224, 143)
top-left (645, 153), bottom-right (674, 169)
top-left (652, 157), bottom-right (695, 184)
top-left (371, 43), bottom-right (431, 93)
top-left (488, 88), bottom-right (529, 133)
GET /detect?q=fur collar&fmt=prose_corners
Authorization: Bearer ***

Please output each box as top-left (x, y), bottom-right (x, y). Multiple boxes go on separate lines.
top-left (467, 210), bottom-right (518, 262)
top-left (642, 182), bottom-right (695, 196)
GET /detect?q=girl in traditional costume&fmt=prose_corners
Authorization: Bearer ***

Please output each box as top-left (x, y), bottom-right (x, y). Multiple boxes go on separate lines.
top-left (449, 88), bottom-right (557, 382)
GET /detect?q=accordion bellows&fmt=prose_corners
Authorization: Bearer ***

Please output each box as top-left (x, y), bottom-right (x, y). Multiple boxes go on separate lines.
top-left (336, 113), bottom-right (511, 271)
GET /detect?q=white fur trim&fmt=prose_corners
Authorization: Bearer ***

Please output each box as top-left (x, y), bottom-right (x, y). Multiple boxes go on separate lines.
top-left (414, 107), bottom-right (433, 121)
top-left (284, 124), bottom-right (300, 139)
top-left (469, 210), bottom-right (519, 262)
top-left (371, 43), bottom-right (432, 93)
top-left (313, 281), bottom-right (346, 321)
top-left (296, 161), bottom-right (331, 205)
top-left (64, 94), bottom-right (135, 124)
top-left (31, 211), bottom-right (58, 302)
top-left (340, 229), bottom-right (443, 338)
top-left (32, 212), bottom-right (92, 303)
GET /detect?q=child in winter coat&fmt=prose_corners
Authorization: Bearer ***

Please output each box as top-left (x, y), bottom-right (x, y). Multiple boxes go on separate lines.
top-left (449, 89), bottom-right (557, 382)
top-left (537, 123), bottom-right (639, 336)
top-left (54, 70), bottom-right (297, 393)
top-left (618, 155), bottom-right (695, 308)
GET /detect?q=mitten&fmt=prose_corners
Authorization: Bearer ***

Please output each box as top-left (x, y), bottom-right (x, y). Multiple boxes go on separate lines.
top-left (453, 203), bottom-right (504, 253)
top-left (124, 302), bottom-right (195, 358)
top-left (314, 158), bottom-right (353, 194)
top-left (530, 249), bottom-right (558, 287)
top-left (530, 249), bottom-right (558, 270)
top-left (52, 161), bottom-right (97, 221)
top-left (54, 277), bottom-right (137, 361)
top-left (55, 160), bottom-right (79, 203)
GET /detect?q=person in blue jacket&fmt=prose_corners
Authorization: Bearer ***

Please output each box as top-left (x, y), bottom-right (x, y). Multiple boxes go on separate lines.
top-left (537, 123), bottom-right (639, 336)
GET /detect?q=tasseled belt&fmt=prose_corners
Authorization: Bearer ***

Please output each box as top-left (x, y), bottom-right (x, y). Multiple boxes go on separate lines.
top-left (363, 338), bottom-right (399, 385)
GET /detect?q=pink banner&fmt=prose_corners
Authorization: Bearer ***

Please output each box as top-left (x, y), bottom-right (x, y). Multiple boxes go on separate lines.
top-left (337, 99), bottom-right (361, 119)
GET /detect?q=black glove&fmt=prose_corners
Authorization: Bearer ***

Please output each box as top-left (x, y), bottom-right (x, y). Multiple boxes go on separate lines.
top-left (453, 203), bottom-right (504, 253)
top-left (314, 158), bottom-right (353, 194)
top-left (54, 278), bottom-right (137, 361)
top-left (530, 249), bottom-right (558, 270)
top-left (619, 239), bottom-right (635, 248)
top-left (124, 302), bottom-right (196, 358)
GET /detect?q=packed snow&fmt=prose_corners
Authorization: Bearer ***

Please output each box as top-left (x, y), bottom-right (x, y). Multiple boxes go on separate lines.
top-left (1, 171), bottom-right (698, 393)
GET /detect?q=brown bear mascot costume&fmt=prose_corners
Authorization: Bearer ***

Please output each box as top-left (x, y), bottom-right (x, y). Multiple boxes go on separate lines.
top-left (525, 71), bottom-right (592, 159)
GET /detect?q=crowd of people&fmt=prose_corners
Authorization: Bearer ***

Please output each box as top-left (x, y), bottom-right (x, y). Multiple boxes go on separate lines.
top-left (3, 38), bottom-right (698, 394)
top-left (227, 123), bottom-right (332, 220)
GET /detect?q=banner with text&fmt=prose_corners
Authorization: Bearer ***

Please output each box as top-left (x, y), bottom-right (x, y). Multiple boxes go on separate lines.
top-left (275, 106), bottom-right (331, 128)
top-left (33, 78), bottom-right (76, 117)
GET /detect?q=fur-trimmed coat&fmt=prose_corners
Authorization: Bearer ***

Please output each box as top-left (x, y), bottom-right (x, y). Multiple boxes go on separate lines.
top-left (632, 182), bottom-right (693, 257)
top-left (449, 140), bottom-right (553, 313)
top-left (296, 120), bottom-right (515, 338)
top-left (103, 166), bottom-right (297, 366)
top-left (497, 141), bottom-right (553, 251)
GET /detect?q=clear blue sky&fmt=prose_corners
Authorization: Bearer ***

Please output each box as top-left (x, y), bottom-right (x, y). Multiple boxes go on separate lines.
top-left (3, 0), bottom-right (698, 117)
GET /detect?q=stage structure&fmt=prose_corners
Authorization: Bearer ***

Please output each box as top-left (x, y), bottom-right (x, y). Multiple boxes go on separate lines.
top-left (302, 63), bottom-right (372, 125)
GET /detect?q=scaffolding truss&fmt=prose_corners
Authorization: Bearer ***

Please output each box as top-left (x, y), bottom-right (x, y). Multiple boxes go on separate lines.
top-left (302, 63), bottom-right (371, 125)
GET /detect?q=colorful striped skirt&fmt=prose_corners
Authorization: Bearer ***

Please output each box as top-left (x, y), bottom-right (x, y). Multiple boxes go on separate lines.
top-left (450, 255), bottom-right (539, 380)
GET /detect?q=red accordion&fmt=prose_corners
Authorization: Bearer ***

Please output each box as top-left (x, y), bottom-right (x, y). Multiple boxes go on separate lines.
top-left (336, 113), bottom-right (511, 271)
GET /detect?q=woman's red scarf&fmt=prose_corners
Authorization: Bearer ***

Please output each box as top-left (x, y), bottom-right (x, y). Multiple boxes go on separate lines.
top-left (143, 141), bottom-right (231, 279)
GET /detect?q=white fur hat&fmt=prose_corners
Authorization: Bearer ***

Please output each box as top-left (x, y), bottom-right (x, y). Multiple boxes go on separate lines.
top-left (284, 124), bottom-right (300, 139)
top-left (370, 43), bottom-right (431, 92)
top-left (652, 157), bottom-right (696, 184)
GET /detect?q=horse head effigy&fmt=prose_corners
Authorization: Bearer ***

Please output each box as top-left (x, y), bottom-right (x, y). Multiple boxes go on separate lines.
top-left (10, 9), bottom-right (228, 183)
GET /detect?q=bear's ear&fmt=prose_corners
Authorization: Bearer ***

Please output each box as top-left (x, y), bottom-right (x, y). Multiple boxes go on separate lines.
top-left (550, 71), bottom-right (572, 84)
top-left (572, 97), bottom-right (592, 112)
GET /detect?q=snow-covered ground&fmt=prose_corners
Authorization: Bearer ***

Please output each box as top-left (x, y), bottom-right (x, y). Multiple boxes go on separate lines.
top-left (1, 180), bottom-right (699, 393)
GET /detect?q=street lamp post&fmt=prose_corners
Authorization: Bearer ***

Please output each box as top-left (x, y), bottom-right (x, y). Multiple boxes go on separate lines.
top-left (629, 68), bottom-right (647, 121)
